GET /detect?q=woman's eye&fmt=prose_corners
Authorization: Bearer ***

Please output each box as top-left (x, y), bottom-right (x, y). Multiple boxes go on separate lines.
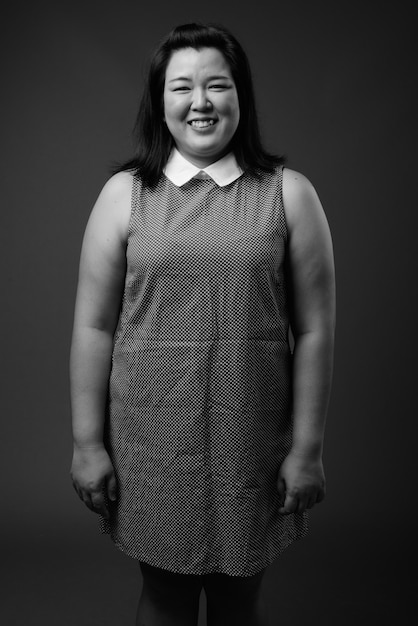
top-left (173, 86), bottom-right (190, 91)
top-left (209, 84), bottom-right (228, 90)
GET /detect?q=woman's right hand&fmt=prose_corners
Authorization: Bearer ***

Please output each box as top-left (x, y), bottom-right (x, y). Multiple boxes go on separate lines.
top-left (70, 444), bottom-right (117, 519)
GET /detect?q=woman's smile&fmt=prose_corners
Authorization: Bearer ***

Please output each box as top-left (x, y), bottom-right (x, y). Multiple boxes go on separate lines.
top-left (188, 118), bottom-right (217, 129)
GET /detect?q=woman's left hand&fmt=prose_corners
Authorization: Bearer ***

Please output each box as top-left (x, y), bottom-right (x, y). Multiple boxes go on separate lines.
top-left (276, 450), bottom-right (326, 515)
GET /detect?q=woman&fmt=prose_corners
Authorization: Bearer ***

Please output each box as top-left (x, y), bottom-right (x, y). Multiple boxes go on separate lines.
top-left (70, 22), bottom-right (335, 626)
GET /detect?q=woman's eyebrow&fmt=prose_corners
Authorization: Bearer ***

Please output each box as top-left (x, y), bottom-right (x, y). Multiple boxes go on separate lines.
top-left (168, 74), bottom-right (230, 83)
top-left (168, 76), bottom-right (192, 83)
top-left (207, 75), bottom-right (230, 81)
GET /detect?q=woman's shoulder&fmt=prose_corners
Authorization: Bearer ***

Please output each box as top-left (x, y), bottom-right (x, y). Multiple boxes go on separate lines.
top-left (281, 167), bottom-right (326, 232)
top-left (88, 171), bottom-right (134, 239)
top-left (259, 165), bottom-right (314, 197)
top-left (282, 167), bottom-right (316, 198)
top-left (99, 170), bottom-right (135, 200)
top-left (94, 171), bottom-right (134, 217)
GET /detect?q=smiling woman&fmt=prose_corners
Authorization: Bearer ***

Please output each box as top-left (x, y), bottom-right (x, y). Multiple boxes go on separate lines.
top-left (69, 21), bottom-right (335, 626)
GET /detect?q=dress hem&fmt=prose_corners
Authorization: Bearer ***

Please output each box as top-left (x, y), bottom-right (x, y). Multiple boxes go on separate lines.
top-left (99, 523), bottom-right (309, 577)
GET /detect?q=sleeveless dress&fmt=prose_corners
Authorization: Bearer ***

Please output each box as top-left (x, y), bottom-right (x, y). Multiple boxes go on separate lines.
top-left (99, 165), bottom-right (308, 576)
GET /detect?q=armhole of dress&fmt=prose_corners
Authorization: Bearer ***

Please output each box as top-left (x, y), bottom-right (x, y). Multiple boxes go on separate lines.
top-left (127, 173), bottom-right (142, 239)
top-left (278, 164), bottom-right (289, 244)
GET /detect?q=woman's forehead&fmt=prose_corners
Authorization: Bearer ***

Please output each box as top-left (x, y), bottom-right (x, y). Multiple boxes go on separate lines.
top-left (165, 47), bottom-right (231, 79)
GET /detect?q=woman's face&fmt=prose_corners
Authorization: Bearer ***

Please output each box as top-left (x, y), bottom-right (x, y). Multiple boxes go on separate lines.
top-left (163, 47), bottom-right (240, 168)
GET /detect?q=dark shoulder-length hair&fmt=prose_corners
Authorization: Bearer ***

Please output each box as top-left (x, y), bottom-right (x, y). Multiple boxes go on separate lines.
top-left (113, 22), bottom-right (285, 187)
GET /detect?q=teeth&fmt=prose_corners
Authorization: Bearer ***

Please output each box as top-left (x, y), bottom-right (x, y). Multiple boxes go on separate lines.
top-left (190, 120), bottom-right (215, 128)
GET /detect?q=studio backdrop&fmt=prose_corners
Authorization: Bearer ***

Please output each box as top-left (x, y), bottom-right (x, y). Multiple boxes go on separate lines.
top-left (1, 0), bottom-right (416, 623)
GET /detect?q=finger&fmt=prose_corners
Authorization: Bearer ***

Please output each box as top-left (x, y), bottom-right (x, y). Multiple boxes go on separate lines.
top-left (81, 492), bottom-right (96, 513)
top-left (279, 493), bottom-right (298, 515)
top-left (107, 473), bottom-right (117, 502)
top-left (91, 491), bottom-right (109, 518)
top-left (80, 490), bottom-right (104, 516)
top-left (276, 477), bottom-right (286, 504)
top-left (72, 481), bottom-right (83, 501)
top-left (296, 497), bottom-right (309, 514)
top-left (307, 495), bottom-right (317, 509)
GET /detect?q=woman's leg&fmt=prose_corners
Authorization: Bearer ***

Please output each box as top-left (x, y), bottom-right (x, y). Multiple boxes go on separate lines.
top-left (203, 568), bottom-right (268, 626)
top-left (136, 561), bottom-right (203, 626)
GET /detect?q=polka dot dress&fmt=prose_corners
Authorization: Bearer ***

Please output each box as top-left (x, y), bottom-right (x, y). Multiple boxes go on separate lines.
top-left (99, 166), bottom-right (308, 576)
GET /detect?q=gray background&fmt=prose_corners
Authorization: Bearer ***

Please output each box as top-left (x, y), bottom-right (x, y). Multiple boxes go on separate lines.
top-left (1, 0), bottom-right (416, 624)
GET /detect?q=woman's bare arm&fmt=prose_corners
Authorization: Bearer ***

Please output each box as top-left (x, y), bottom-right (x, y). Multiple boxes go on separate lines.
top-left (69, 171), bottom-right (132, 517)
top-left (277, 168), bottom-right (336, 515)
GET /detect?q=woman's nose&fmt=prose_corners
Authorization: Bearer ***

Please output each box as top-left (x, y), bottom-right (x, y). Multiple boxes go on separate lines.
top-left (191, 88), bottom-right (212, 110)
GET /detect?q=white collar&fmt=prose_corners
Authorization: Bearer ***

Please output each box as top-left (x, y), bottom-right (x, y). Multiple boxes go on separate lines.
top-left (163, 148), bottom-right (244, 187)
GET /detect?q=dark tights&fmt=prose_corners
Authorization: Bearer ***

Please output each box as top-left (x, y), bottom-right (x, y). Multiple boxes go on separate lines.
top-left (136, 561), bottom-right (267, 626)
